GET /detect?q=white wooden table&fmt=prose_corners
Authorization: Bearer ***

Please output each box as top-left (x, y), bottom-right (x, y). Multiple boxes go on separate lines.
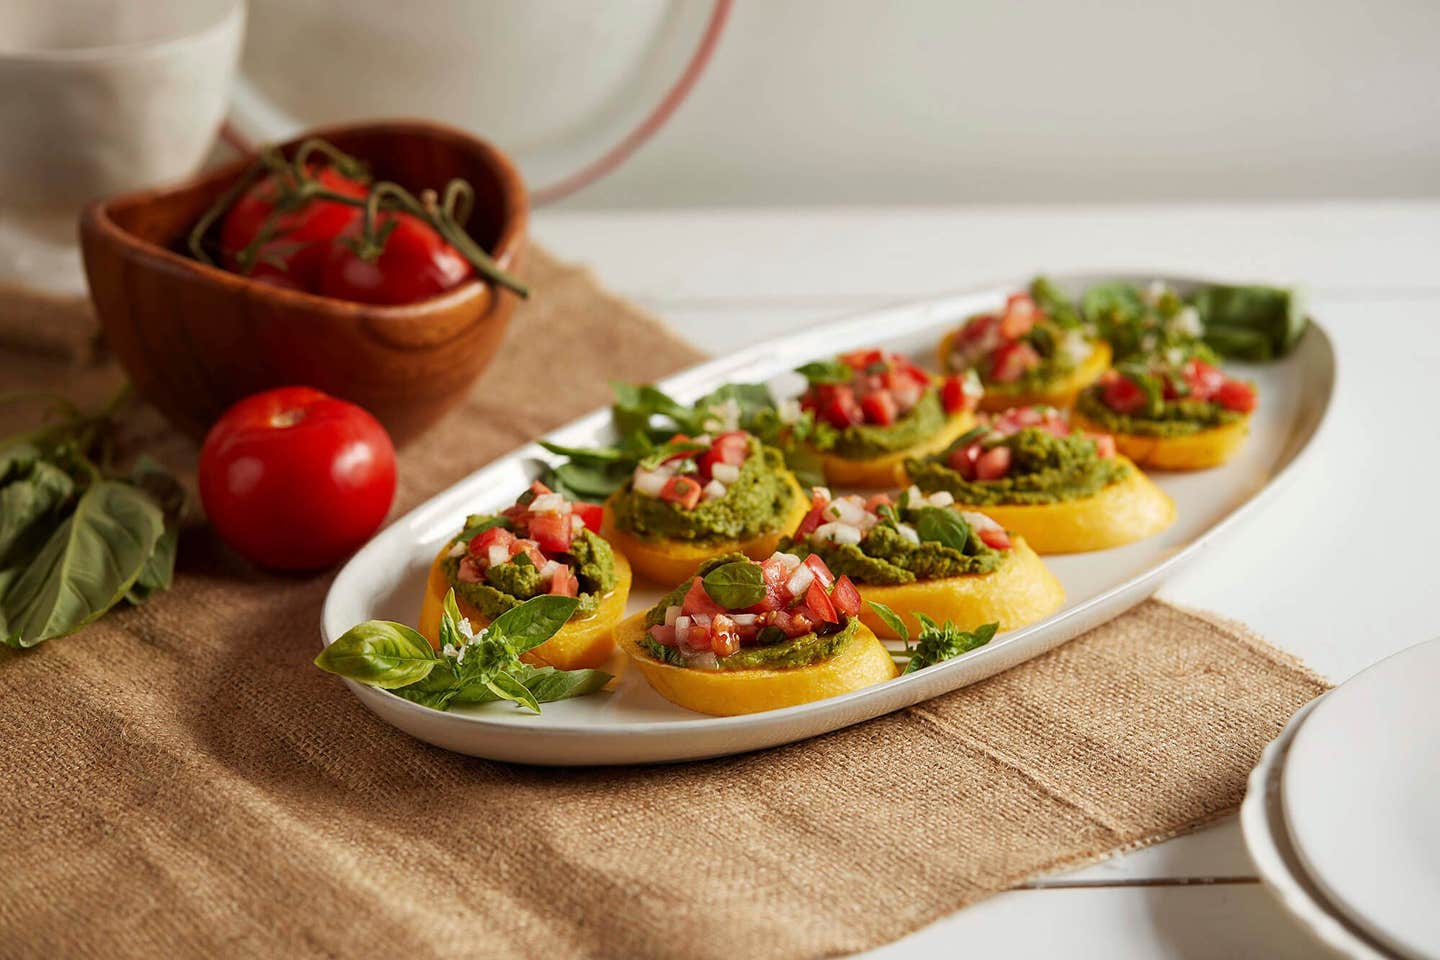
top-left (534, 201), bottom-right (1440, 958)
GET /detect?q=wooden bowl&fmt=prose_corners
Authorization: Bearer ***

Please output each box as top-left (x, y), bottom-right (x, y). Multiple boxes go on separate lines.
top-left (80, 119), bottom-right (528, 446)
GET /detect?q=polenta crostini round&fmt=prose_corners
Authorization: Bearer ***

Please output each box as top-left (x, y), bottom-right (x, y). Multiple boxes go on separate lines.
top-left (796, 348), bottom-right (979, 487)
top-left (775, 486), bottom-right (1063, 640)
top-left (418, 481), bottom-right (631, 670)
top-left (600, 430), bottom-right (809, 585)
top-left (904, 405), bottom-right (1175, 554)
top-left (616, 552), bottom-right (897, 716)
top-left (938, 289), bottom-right (1111, 412)
top-left (1071, 359), bottom-right (1257, 471)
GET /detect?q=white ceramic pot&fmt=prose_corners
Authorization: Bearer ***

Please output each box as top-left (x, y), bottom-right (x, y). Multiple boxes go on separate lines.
top-left (0, 0), bottom-right (245, 213)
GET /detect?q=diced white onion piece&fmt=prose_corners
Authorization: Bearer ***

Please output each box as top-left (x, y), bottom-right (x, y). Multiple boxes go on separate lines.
top-left (961, 510), bottom-right (1002, 532)
top-left (814, 521), bottom-right (862, 546)
top-left (665, 605), bottom-right (682, 627)
top-left (446, 541), bottom-right (467, 558)
top-left (831, 497), bottom-right (868, 526)
top-left (823, 503), bottom-right (842, 521)
top-left (786, 563), bottom-right (816, 597)
top-left (905, 485), bottom-right (925, 503)
top-left (927, 490), bottom-right (955, 508)
top-left (857, 512), bottom-right (880, 530)
top-left (570, 515), bottom-right (586, 537)
top-left (675, 615), bottom-right (691, 646)
top-left (896, 523), bottom-right (920, 544)
top-left (693, 434), bottom-right (712, 446)
top-left (711, 462), bottom-right (741, 485)
top-left (632, 468), bottom-right (669, 498)
top-left (772, 551), bottom-right (803, 573)
top-left (703, 479), bottom-right (727, 501)
top-left (729, 613), bottom-right (758, 626)
top-left (691, 614), bottom-right (711, 628)
top-left (529, 493), bottom-right (567, 514)
top-left (486, 544), bottom-right (509, 567)
top-left (687, 652), bottom-right (720, 671)
top-left (811, 486), bottom-right (832, 503)
top-left (540, 560), bottom-right (561, 579)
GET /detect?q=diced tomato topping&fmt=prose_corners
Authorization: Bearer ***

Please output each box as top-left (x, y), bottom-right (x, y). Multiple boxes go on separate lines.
top-left (1184, 360), bottom-right (1228, 401)
top-left (796, 504), bottom-right (827, 537)
top-left (457, 557), bottom-right (484, 583)
top-left (508, 538), bottom-right (547, 570)
top-left (752, 557), bottom-right (794, 612)
top-left (860, 390), bottom-right (898, 426)
top-left (1090, 433), bottom-right (1117, 458)
top-left (893, 359), bottom-right (932, 388)
top-left (528, 511), bottom-right (573, 554)
top-left (1214, 379), bottom-right (1257, 413)
top-left (802, 553), bottom-right (835, 590)
top-left (999, 292), bottom-right (1038, 339)
top-left (802, 579), bottom-right (838, 624)
top-left (864, 493), bottom-right (893, 513)
top-left (978, 527), bottom-right (1012, 550)
top-left (1100, 372), bottom-right (1148, 414)
top-left (989, 341), bottom-right (1042, 383)
top-left (710, 614), bottom-right (741, 657)
top-left (770, 609), bottom-right (814, 639)
top-left (572, 502), bottom-right (604, 534)
top-left (687, 622), bottom-right (712, 652)
top-left (948, 441), bottom-right (982, 480)
top-left (469, 525), bottom-right (514, 558)
top-left (548, 565), bottom-right (579, 597)
top-left (713, 431), bottom-right (749, 464)
top-left (526, 480), bottom-right (553, 498)
top-left (958, 314), bottom-right (997, 346)
top-left (811, 383), bottom-right (863, 429)
top-left (682, 577), bottom-right (726, 618)
top-left (830, 575), bottom-right (862, 618)
top-left (840, 348), bottom-right (885, 370)
top-left (975, 445), bottom-right (1012, 481)
top-left (649, 624), bottom-right (677, 647)
top-left (940, 375), bottom-right (970, 414)
top-left (659, 475), bottom-right (703, 509)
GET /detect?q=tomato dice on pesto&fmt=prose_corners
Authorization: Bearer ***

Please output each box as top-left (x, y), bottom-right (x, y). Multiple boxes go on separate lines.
top-left (639, 552), bottom-right (864, 671)
top-left (1076, 359), bottom-right (1257, 438)
top-left (444, 481), bottom-right (618, 619)
top-left (795, 349), bottom-right (965, 460)
top-left (943, 289), bottom-right (1104, 396)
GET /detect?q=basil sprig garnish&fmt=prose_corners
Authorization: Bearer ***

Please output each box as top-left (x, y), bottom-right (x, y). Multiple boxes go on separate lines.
top-left (700, 560), bottom-right (767, 609)
top-left (315, 590), bottom-right (611, 713)
top-left (868, 601), bottom-right (998, 674)
top-left (913, 506), bottom-right (972, 551)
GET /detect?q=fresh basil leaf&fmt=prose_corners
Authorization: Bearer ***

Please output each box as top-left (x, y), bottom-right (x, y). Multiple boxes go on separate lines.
top-left (2, 480), bottom-right (162, 649)
top-left (391, 661), bottom-right (462, 709)
top-left (456, 514), bottom-right (509, 543)
top-left (486, 670), bottom-right (541, 713)
top-left (537, 440), bottom-right (632, 464)
top-left (794, 359), bottom-right (853, 385)
top-left (866, 600), bottom-right (910, 647)
top-left (516, 665), bottom-right (612, 702)
top-left (549, 460), bottom-right (631, 501)
top-left (125, 457), bottom-right (185, 605)
top-left (754, 625), bottom-right (787, 646)
top-left (695, 382), bottom-right (775, 423)
top-left (638, 439), bottom-right (708, 471)
top-left (0, 459), bottom-right (73, 566)
top-left (914, 507), bottom-right (971, 551)
top-left (1029, 276), bottom-right (1083, 329)
top-left (612, 382), bottom-right (696, 436)
top-left (487, 594), bottom-right (579, 654)
top-left (314, 620), bottom-right (440, 689)
top-left (701, 560), bottom-right (766, 609)
top-left (1191, 284), bottom-right (1307, 360)
top-left (438, 588), bottom-right (466, 653)
top-left (903, 620), bottom-right (998, 674)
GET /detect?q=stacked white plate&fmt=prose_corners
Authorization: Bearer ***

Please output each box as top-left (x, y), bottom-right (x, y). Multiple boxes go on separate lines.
top-left (1242, 637), bottom-right (1440, 959)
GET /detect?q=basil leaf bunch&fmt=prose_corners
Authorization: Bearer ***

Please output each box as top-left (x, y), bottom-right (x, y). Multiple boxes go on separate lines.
top-left (314, 590), bottom-right (611, 713)
top-left (0, 389), bottom-right (184, 649)
top-left (868, 601), bottom-right (998, 674)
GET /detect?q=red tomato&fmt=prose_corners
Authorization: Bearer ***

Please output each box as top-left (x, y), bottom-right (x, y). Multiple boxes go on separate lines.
top-left (469, 526), bottom-right (514, 557)
top-left (978, 527), bottom-right (1012, 550)
top-left (802, 553), bottom-right (835, 590)
top-left (1100, 374), bottom-right (1148, 414)
top-left (948, 441), bottom-right (982, 480)
top-left (940, 375), bottom-right (969, 414)
top-left (998, 293), bottom-right (1038, 339)
top-left (975, 446), bottom-right (1012, 480)
top-left (528, 512), bottom-right (572, 554)
top-left (549, 566), bottom-right (579, 597)
top-left (958, 314), bottom-right (997, 346)
top-left (220, 167), bottom-right (368, 290)
top-left (840, 348), bottom-right (884, 370)
top-left (649, 624), bottom-right (678, 647)
top-left (198, 386), bottom-right (396, 571)
top-left (1214, 379), bottom-right (1257, 413)
top-left (317, 212), bottom-right (473, 306)
top-left (830, 575), bottom-right (862, 618)
top-left (860, 390), bottom-right (898, 426)
top-left (752, 558), bottom-right (793, 612)
top-left (659, 475), bottom-right (703, 510)
top-left (1184, 360), bottom-right (1227, 401)
top-left (683, 577), bottom-right (726, 617)
top-left (572, 502), bottom-right (604, 534)
top-left (989, 341), bottom-right (1041, 383)
top-left (802, 579), bottom-right (838, 624)
top-left (1090, 433), bottom-right (1118, 458)
top-left (811, 383), bottom-right (863, 429)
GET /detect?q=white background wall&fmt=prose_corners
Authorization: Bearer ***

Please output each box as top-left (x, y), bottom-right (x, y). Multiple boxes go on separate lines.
top-left (561, 0), bottom-right (1440, 208)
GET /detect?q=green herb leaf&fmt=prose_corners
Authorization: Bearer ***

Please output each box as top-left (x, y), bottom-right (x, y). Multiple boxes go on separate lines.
top-left (2, 481), bottom-right (162, 649)
top-left (701, 560), bottom-right (766, 609)
top-left (611, 382), bottom-right (698, 436)
top-left (0, 459), bottom-right (73, 567)
top-left (485, 670), bottom-right (542, 713)
top-left (487, 594), bottom-right (580, 654)
top-left (866, 600), bottom-right (910, 647)
top-left (903, 620), bottom-right (999, 674)
top-left (913, 507), bottom-right (972, 551)
top-left (314, 620), bottom-right (440, 689)
top-left (638, 438), bottom-right (709, 471)
top-left (438, 588), bottom-right (466, 653)
top-left (794, 359), bottom-right (854, 385)
top-left (125, 457), bottom-right (185, 605)
top-left (537, 440), bottom-right (632, 464)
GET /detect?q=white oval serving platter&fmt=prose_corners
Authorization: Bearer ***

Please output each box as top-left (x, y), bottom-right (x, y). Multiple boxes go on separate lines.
top-left (321, 273), bottom-right (1336, 766)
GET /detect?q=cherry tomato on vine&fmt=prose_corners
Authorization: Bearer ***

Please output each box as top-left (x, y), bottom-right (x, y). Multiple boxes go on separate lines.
top-left (198, 387), bottom-right (397, 571)
top-left (219, 166), bottom-right (368, 290)
top-left (317, 212), bottom-right (473, 306)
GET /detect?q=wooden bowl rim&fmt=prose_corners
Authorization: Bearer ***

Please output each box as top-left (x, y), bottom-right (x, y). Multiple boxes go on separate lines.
top-left (80, 117), bottom-right (530, 320)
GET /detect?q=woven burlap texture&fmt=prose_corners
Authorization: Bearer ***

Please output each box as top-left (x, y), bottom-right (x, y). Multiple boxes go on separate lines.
top-left (0, 248), bottom-right (1328, 960)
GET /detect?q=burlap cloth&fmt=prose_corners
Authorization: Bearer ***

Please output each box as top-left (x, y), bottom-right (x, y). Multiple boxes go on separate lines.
top-left (0, 248), bottom-right (1328, 959)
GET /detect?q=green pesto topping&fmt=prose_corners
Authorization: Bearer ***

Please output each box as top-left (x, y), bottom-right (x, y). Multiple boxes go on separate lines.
top-left (905, 427), bottom-right (1128, 506)
top-left (443, 522), bottom-right (617, 621)
top-left (777, 502), bottom-right (1005, 586)
top-left (638, 613), bottom-right (858, 672)
top-left (610, 440), bottom-right (795, 544)
top-left (1074, 386), bottom-right (1244, 438)
top-left (816, 388), bottom-right (947, 460)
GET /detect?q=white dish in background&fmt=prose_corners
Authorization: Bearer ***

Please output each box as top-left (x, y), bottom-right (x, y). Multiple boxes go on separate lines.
top-left (321, 273), bottom-right (1335, 766)
top-left (1281, 638), bottom-right (1440, 960)
top-left (1241, 699), bottom-right (1393, 960)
